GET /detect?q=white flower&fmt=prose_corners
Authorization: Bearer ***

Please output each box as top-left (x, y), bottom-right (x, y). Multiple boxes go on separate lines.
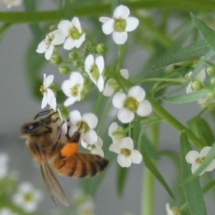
top-left (3, 0), bottom-right (22, 9)
top-left (112, 85), bottom-right (152, 123)
top-left (13, 182), bottom-right (43, 213)
top-left (99, 5), bottom-right (139, 45)
top-left (69, 110), bottom-right (98, 144)
top-left (61, 72), bottom-right (84, 106)
top-left (85, 54), bottom-right (105, 92)
top-left (82, 136), bottom-right (104, 157)
top-left (109, 137), bottom-right (142, 167)
top-left (58, 17), bottom-right (86, 50)
top-left (103, 69), bottom-right (129, 97)
top-left (0, 153), bottom-right (9, 179)
top-left (108, 122), bottom-right (126, 143)
top-left (166, 203), bottom-right (180, 215)
top-left (36, 30), bottom-right (65, 60)
top-left (0, 208), bottom-right (18, 215)
top-left (40, 74), bottom-right (57, 110)
top-left (186, 69), bottom-right (206, 93)
top-left (77, 200), bottom-right (96, 215)
top-left (185, 146), bottom-right (215, 175)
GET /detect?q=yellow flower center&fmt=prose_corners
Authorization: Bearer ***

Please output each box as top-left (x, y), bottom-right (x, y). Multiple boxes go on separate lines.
top-left (109, 79), bottom-right (118, 90)
top-left (68, 27), bottom-right (81, 39)
top-left (24, 192), bottom-right (33, 202)
top-left (40, 85), bottom-right (46, 95)
top-left (77, 121), bottom-right (90, 133)
top-left (114, 18), bottom-right (126, 32)
top-left (121, 148), bottom-right (131, 157)
top-left (124, 96), bottom-right (139, 112)
top-left (196, 157), bottom-right (204, 164)
top-left (70, 84), bottom-right (80, 97)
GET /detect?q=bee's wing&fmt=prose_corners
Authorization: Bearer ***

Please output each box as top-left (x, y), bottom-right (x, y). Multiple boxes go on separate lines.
top-left (39, 147), bottom-right (69, 206)
top-left (40, 165), bottom-right (57, 206)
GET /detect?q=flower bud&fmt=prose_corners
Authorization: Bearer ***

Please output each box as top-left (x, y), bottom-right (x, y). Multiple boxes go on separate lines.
top-left (59, 65), bottom-right (70, 75)
top-left (210, 77), bottom-right (215, 86)
top-left (208, 91), bottom-right (215, 99)
top-left (96, 43), bottom-right (107, 55)
top-left (207, 66), bottom-right (215, 75)
top-left (50, 54), bottom-right (62, 65)
top-left (69, 51), bottom-right (78, 60)
top-left (191, 80), bottom-right (203, 91)
top-left (73, 60), bottom-right (81, 67)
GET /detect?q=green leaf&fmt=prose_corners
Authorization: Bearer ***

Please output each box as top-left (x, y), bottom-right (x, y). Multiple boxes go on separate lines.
top-left (162, 89), bottom-right (210, 104)
top-left (202, 180), bottom-right (215, 194)
top-left (180, 133), bottom-right (207, 215)
top-left (152, 39), bottom-right (210, 72)
top-left (191, 13), bottom-right (215, 52)
top-left (187, 117), bottom-right (214, 146)
top-left (117, 166), bottom-right (128, 195)
top-left (140, 144), bottom-right (174, 199)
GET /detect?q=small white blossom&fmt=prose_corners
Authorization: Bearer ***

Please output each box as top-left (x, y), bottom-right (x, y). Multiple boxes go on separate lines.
top-left (40, 74), bottom-right (57, 110)
top-left (36, 30), bottom-right (65, 60)
top-left (3, 0), bottom-right (22, 8)
top-left (109, 137), bottom-right (142, 167)
top-left (112, 85), bottom-right (152, 123)
top-left (82, 136), bottom-right (104, 157)
top-left (99, 5), bottom-right (139, 45)
top-left (69, 110), bottom-right (98, 144)
top-left (13, 182), bottom-right (43, 213)
top-left (166, 203), bottom-right (180, 215)
top-left (0, 208), bottom-right (19, 215)
top-left (0, 153), bottom-right (9, 179)
top-left (61, 72), bottom-right (84, 106)
top-left (185, 146), bottom-right (215, 175)
top-left (186, 69), bottom-right (206, 93)
top-left (58, 17), bottom-right (85, 50)
top-left (108, 122), bottom-right (126, 143)
top-left (85, 54), bottom-right (105, 92)
top-left (103, 68), bottom-right (129, 97)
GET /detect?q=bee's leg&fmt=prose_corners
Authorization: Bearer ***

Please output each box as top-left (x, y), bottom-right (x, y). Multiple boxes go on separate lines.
top-left (34, 109), bottom-right (54, 119)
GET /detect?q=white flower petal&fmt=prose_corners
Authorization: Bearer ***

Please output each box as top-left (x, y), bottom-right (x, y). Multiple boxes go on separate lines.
top-left (44, 45), bottom-right (54, 60)
top-left (97, 76), bottom-right (105, 92)
top-left (84, 130), bottom-right (97, 144)
top-left (85, 54), bottom-right (94, 73)
top-left (103, 80), bottom-right (115, 97)
top-left (64, 97), bottom-right (77, 106)
top-left (120, 68), bottom-right (129, 79)
top-left (112, 31), bottom-right (128, 45)
top-left (61, 80), bottom-right (72, 97)
top-left (99, 17), bottom-right (111, 23)
top-left (137, 100), bottom-right (152, 117)
top-left (206, 159), bottom-right (215, 172)
top-left (112, 92), bottom-right (126, 109)
top-left (51, 30), bottom-right (66, 45)
top-left (45, 75), bottom-right (54, 87)
top-left (109, 143), bottom-right (120, 154)
top-left (92, 148), bottom-right (104, 157)
top-left (117, 154), bottom-right (131, 167)
top-left (75, 33), bottom-right (85, 48)
top-left (102, 19), bottom-right (114, 35)
top-left (130, 150), bottom-right (142, 164)
top-left (118, 108), bottom-right (134, 123)
top-left (120, 137), bottom-right (134, 150)
top-left (191, 163), bottom-right (203, 175)
top-left (82, 113), bottom-right (98, 129)
top-left (58, 20), bottom-right (72, 36)
top-left (185, 150), bottom-right (200, 164)
top-left (69, 110), bottom-right (82, 125)
top-left (200, 146), bottom-right (211, 157)
top-left (63, 37), bottom-right (78, 50)
top-left (128, 86), bottom-right (145, 102)
top-left (41, 94), bottom-right (48, 109)
top-left (71, 17), bottom-right (82, 33)
top-left (36, 41), bottom-right (47, 53)
top-left (125, 17), bottom-right (139, 32)
top-left (197, 69), bottom-right (206, 82)
top-left (113, 5), bottom-right (130, 19)
top-left (95, 136), bottom-right (103, 148)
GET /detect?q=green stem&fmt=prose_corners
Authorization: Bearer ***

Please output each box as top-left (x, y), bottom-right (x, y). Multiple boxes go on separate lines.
top-left (142, 123), bottom-right (159, 215)
top-left (1, 1), bottom-right (215, 23)
top-left (149, 98), bottom-right (203, 149)
top-left (136, 78), bottom-right (184, 84)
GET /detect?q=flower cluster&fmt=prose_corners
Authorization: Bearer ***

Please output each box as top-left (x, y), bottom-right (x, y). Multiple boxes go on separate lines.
top-left (185, 146), bottom-right (215, 175)
top-left (35, 4), bottom-right (153, 169)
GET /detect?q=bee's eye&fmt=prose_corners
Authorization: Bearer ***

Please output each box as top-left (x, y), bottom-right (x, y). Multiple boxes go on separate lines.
top-left (26, 122), bottom-right (39, 132)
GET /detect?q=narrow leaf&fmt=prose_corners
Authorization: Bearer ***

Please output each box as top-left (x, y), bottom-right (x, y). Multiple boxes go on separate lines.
top-left (191, 13), bottom-right (215, 52)
top-left (152, 39), bottom-right (210, 72)
top-left (140, 145), bottom-right (174, 199)
top-left (187, 117), bottom-right (214, 146)
top-left (162, 89), bottom-right (210, 104)
top-left (180, 133), bottom-right (207, 215)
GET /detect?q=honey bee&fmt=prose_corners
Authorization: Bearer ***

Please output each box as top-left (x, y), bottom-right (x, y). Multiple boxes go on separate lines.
top-left (21, 110), bottom-right (109, 206)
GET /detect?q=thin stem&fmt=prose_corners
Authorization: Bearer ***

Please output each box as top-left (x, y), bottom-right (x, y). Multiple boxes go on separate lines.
top-left (136, 78), bottom-right (184, 84)
top-left (142, 123), bottom-right (159, 215)
top-left (148, 98), bottom-right (203, 149)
